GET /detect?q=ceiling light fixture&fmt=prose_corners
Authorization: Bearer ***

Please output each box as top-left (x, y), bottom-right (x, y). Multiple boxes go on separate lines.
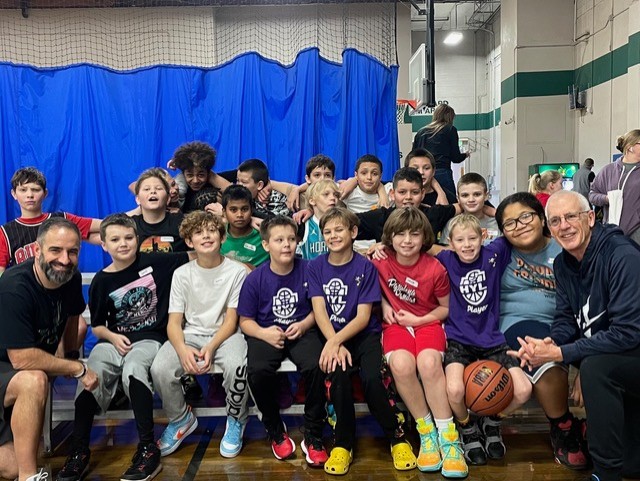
top-left (443, 31), bottom-right (463, 45)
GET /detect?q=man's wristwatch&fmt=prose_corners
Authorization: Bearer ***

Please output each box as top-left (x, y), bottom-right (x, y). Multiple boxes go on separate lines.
top-left (73, 361), bottom-right (87, 379)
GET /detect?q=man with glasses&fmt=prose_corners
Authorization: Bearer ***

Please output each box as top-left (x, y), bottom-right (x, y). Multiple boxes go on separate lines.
top-left (509, 190), bottom-right (640, 481)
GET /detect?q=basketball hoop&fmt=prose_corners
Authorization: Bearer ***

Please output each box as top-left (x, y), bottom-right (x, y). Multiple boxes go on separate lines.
top-left (396, 99), bottom-right (417, 124)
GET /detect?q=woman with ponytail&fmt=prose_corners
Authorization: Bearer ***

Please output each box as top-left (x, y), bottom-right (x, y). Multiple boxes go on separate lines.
top-left (589, 130), bottom-right (640, 245)
top-left (528, 170), bottom-right (562, 208)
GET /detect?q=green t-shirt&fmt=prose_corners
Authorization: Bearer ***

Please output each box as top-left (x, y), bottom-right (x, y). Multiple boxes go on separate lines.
top-left (221, 227), bottom-right (269, 267)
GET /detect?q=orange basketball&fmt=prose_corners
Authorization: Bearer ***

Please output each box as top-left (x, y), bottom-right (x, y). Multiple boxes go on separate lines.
top-left (463, 360), bottom-right (514, 416)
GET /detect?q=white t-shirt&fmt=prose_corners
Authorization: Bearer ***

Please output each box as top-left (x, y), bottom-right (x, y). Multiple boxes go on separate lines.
top-left (344, 186), bottom-right (379, 213)
top-left (169, 256), bottom-right (247, 336)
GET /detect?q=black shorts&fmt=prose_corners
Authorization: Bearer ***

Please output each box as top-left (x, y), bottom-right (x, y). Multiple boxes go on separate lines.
top-left (0, 362), bottom-right (17, 446)
top-left (503, 321), bottom-right (567, 383)
top-left (444, 340), bottom-right (519, 370)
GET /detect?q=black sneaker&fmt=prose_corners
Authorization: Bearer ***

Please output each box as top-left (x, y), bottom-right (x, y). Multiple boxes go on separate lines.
top-left (180, 374), bottom-right (202, 401)
top-left (57, 447), bottom-right (90, 481)
top-left (479, 416), bottom-right (506, 459)
top-left (120, 443), bottom-right (162, 481)
top-left (550, 417), bottom-right (590, 470)
top-left (458, 420), bottom-right (487, 465)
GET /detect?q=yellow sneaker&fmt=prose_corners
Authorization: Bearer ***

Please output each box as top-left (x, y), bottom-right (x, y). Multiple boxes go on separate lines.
top-left (324, 447), bottom-right (353, 475)
top-left (439, 423), bottom-right (469, 478)
top-left (416, 419), bottom-right (442, 472)
top-left (391, 441), bottom-right (417, 471)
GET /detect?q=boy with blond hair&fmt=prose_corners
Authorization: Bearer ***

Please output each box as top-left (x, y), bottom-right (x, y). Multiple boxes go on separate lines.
top-left (297, 179), bottom-right (340, 260)
top-left (436, 214), bottom-right (531, 465)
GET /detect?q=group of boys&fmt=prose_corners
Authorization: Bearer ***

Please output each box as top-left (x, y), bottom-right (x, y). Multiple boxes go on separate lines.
top-left (0, 141), bottom-right (522, 481)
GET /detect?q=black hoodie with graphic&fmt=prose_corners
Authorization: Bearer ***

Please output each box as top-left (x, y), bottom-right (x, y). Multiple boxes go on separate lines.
top-left (551, 223), bottom-right (640, 364)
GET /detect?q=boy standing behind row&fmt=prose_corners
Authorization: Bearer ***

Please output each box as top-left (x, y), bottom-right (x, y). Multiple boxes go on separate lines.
top-left (439, 174), bottom-right (500, 245)
top-left (150, 211), bottom-right (250, 459)
top-left (0, 167), bottom-right (101, 273)
top-left (220, 185), bottom-right (268, 268)
top-left (238, 216), bottom-right (328, 466)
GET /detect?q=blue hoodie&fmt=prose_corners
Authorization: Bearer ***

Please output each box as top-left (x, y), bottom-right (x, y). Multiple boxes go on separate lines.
top-left (551, 223), bottom-right (640, 364)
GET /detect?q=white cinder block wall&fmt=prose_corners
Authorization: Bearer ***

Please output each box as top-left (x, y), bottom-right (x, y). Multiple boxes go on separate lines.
top-left (573, 0), bottom-right (639, 171)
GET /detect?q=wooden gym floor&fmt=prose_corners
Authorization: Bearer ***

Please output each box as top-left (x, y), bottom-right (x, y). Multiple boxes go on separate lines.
top-left (42, 405), bottom-right (590, 481)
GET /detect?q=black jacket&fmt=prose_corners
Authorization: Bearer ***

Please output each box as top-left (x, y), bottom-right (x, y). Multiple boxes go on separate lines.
top-left (551, 223), bottom-right (640, 363)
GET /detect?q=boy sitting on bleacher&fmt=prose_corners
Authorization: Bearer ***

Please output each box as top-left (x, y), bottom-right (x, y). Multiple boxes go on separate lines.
top-left (238, 216), bottom-right (328, 466)
top-left (57, 214), bottom-right (192, 481)
top-left (150, 211), bottom-right (249, 459)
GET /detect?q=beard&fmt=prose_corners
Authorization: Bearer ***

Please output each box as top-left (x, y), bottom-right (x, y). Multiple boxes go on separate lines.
top-left (39, 255), bottom-right (77, 285)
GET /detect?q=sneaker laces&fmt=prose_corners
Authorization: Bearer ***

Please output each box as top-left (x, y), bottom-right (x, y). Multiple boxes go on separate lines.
top-left (226, 418), bottom-right (243, 440)
top-left (419, 429), bottom-right (437, 452)
top-left (63, 450), bottom-right (88, 472)
top-left (441, 436), bottom-right (464, 461)
top-left (130, 444), bottom-right (153, 468)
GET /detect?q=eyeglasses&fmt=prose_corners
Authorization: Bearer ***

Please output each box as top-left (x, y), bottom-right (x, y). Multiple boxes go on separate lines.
top-left (547, 210), bottom-right (590, 228)
top-left (502, 211), bottom-right (538, 232)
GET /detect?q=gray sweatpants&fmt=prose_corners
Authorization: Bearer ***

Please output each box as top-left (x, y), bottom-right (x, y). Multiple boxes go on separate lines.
top-left (150, 332), bottom-right (249, 424)
top-left (78, 339), bottom-right (161, 413)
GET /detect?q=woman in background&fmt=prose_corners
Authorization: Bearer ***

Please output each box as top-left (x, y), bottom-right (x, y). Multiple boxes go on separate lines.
top-left (528, 170), bottom-right (562, 208)
top-left (589, 129), bottom-right (640, 245)
top-left (412, 104), bottom-right (469, 194)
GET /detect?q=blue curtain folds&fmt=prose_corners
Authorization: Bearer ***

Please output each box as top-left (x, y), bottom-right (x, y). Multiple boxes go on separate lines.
top-left (0, 47), bottom-right (399, 272)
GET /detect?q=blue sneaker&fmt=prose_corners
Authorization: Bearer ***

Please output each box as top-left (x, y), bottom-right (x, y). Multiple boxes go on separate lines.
top-left (220, 416), bottom-right (245, 458)
top-left (157, 407), bottom-right (198, 457)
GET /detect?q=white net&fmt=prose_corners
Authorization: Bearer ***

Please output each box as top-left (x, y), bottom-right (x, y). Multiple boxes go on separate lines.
top-left (0, 1), bottom-right (397, 71)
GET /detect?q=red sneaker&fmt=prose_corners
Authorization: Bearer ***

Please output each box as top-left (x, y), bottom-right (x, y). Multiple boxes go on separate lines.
top-left (301, 437), bottom-right (329, 467)
top-left (271, 432), bottom-right (296, 460)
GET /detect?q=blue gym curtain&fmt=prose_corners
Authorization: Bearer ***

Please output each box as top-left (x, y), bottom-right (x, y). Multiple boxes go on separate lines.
top-left (0, 47), bottom-right (399, 272)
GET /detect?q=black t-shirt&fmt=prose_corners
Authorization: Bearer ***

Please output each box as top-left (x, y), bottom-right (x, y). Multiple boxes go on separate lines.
top-left (0, 259), bottom-right (85, 362)
top-left (132, 213), bottom-right (187, 253)
top-left (182, 185), bottom-right (221, 214)
top-left (89, 252), bottom-right (189, 344)
top-left (356, 204), bottom-right (456, 242)
top-left (422, 188), bottom-right (457, 206)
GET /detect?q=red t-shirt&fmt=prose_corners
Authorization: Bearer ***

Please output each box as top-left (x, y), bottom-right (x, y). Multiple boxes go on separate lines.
top-left (536, 192), bottom-right (551, 208)
top-left (0, 212), bottom-right (92, 268)
top-left (372, 250), bottom-right (450, 326)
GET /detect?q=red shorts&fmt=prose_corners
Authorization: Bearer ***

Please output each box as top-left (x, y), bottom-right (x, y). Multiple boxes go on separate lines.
top-left (382, 322), bottom-right (446, 357)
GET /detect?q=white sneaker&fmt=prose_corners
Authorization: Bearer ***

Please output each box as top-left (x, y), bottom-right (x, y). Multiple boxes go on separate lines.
top-left (26, 469), bottom-right (49, 481)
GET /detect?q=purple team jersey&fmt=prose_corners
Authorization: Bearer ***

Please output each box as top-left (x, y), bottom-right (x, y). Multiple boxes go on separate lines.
top-left (436, 239), bottom-right (511, 348)
top-left (237, 257), bottom-right (312, 328)
top-left (306, 253), bottom-right (381, 333)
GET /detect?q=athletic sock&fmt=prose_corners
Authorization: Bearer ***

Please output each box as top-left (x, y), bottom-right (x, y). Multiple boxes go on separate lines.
top-left (129, 377), bottom-right (155, 445)
top-left (72, 390), bottom-right (100, 449)
top-left (434, 416), bottom-right (454, 434)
